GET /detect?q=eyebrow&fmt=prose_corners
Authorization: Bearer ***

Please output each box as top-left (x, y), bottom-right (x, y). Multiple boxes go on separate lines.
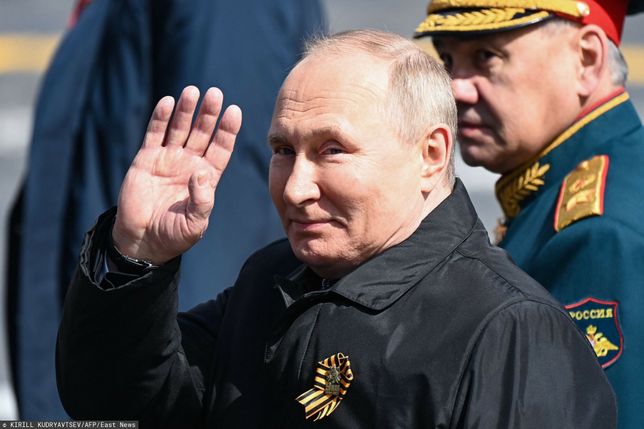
top-left (267, 133), bottom-right (287, 148)
top-left (268, 124), bottom-right (349, 148)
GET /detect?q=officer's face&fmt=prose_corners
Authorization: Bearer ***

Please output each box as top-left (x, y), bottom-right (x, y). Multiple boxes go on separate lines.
top-left (268, 53), bottom-right (427, 279)
top-left (433, 24), bottom-right (580, 173)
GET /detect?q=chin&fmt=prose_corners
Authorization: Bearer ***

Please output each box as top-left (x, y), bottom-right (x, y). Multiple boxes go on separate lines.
top-left (459, 145), bottom-right (507, 174)
top-left (290, 242), bottom-right (328, 265)
top-left (459, 145), bottom-right (486, 167)
top-left (290, 244), bottom-right (353, 279)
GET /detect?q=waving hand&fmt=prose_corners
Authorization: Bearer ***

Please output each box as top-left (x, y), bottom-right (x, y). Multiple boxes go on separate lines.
top-left (112, 86), bottom-right (242, 265)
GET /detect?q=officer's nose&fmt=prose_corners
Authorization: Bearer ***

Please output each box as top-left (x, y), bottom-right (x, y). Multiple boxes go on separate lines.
top-left (451, 78), bottom-right (479, 105)
top-left (282, 156), bottom-right (321, 206)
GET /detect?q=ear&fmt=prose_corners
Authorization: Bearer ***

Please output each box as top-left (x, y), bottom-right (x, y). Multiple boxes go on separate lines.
top-left (576, 24), bottom-right (610, 98)
top-left (420, 124), bottom-right (452, 192)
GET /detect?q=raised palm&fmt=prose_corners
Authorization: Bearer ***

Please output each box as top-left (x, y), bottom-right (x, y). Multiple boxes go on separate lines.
top-left (112, 86), bottom-right (242, 265)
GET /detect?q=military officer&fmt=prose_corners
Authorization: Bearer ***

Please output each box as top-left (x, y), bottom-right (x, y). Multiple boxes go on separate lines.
top-left (415, 1), bottom-right (644, 427)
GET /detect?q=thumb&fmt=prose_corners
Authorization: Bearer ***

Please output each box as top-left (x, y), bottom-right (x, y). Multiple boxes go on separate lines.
top-left (187, 169), bottom-right (215, 223)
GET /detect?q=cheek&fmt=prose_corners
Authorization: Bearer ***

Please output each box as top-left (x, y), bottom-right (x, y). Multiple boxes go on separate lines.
top-left (268, 164), bottom-right (287, 209)
top-left (484, 91), bottom-right (526, 143)
top-left (344, 174), bottom-right (402, 220)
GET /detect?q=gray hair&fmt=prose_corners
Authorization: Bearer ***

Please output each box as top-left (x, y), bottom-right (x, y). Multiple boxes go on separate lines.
top-left (542, 18), bottom-right (628, 86)
top-left (303, 29), bottom-right (457, 184)
top-left (607, 41), bottom-right (628, 86)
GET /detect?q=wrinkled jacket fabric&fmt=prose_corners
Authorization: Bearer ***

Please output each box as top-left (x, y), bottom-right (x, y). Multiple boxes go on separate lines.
top-left (57, 181), bottom-right (616, 428)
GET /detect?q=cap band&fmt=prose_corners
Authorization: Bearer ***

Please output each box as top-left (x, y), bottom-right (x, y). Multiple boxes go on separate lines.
top-left (416, 8), bottom-right (553, 36)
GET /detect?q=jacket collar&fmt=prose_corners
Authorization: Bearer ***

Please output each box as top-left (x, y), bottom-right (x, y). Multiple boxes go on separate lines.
top-left (495, 90), bottom-right (637, 220)
top-left (277, 179), bottom-right (480, 311)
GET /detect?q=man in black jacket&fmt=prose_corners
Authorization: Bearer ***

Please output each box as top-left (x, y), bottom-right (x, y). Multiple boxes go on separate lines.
top-left (57, 30), bottom-right (616, 428)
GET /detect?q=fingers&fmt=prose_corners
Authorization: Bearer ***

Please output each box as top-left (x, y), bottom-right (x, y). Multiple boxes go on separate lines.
top-left (164, 86), bottom-right (200, 147)
top-left (141, 96), bottom-right (175, 149)
top-left (205, 105), bottom-right (243, 174)
top-left (186, 169), bottom-right (215, 224)
top-left (184, 87), bottom-right (223, 155)
top-left (144, 86), bottom-right (242, 176)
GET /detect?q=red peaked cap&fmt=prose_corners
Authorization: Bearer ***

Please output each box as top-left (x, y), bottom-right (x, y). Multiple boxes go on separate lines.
top-left (415, 1), bottom-right (644, 44)
top-left (572, 0), bottom-right (627, 45)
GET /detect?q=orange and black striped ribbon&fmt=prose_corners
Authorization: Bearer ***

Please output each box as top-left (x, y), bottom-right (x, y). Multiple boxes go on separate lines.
top-left (295, 353), bottom-right (354, 421)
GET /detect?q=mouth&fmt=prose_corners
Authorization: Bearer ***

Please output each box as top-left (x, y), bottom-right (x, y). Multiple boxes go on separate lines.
top-left (289, 217), bottom-right (340, 233)
top-left (291, 218), bottom-right (330, 226)
top-left (457, 120), bottom-right (494, 140)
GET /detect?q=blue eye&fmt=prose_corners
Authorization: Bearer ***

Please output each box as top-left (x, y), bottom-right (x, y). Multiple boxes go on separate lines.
top-left (273, 146), bottom-right (295, 156)
top-left (325, 147), bottom-right (345, 155)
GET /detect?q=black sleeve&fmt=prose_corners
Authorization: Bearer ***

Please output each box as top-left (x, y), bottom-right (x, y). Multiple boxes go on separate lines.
top-left (452, 300), bottom-right (617, 429)
top-left (56, 209), bottom-right (231, 428)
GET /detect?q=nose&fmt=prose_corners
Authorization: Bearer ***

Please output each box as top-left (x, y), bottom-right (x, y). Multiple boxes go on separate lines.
top-left (451, 77), bottom-right (479, 105)
top-left (282, 156), bottom-right (321, 206)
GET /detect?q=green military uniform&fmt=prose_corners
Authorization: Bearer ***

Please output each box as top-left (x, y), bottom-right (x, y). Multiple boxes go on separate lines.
top-left (415, 1), bottom-right (644, 427)
top-left (495, 91), bottom-right (644, 425)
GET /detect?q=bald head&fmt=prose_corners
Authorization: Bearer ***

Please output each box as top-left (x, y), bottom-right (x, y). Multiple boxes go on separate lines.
top-left (299, 30), bottom-right (458, 182)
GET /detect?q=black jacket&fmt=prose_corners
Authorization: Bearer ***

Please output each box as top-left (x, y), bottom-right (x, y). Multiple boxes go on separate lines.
top-left (57, 181), bottom-right (616, 428)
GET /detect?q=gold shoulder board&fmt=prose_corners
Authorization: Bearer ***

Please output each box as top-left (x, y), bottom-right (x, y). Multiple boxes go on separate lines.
top-left (554, 155), bottom-right (609, 232)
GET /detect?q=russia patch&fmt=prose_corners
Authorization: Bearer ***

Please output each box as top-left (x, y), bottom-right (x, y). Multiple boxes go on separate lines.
top-left (565, 297), bottom-right (623, 368)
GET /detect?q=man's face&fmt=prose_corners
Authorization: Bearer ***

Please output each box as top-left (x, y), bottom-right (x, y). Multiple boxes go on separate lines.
top-left (434, 25), bottom-right (580, 173)
top-left (268, 53), bottom-right (426, 279)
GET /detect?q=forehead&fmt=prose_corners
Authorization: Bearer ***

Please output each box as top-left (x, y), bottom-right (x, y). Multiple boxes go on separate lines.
top-left (270, 52), bottom-right (392, 137)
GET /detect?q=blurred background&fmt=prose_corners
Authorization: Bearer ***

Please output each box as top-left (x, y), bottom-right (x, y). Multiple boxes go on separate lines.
top-left (0, 0), bottom-right (642, 419)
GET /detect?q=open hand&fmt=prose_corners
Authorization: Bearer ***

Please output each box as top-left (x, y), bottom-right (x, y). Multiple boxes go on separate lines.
top-left (112, 86), bottom-right (242, 265)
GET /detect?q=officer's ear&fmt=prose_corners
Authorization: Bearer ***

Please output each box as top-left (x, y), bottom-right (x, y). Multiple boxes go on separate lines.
top-left (420, 124), bottom-right (452, 192)
top-left (576, 24), bottom-right (611, 98)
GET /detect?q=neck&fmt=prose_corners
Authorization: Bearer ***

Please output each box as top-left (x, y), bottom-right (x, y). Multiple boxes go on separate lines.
top-left (577, 87), bottom-right (625, 120)
top-left (421, 181), bottom-right (453, 221)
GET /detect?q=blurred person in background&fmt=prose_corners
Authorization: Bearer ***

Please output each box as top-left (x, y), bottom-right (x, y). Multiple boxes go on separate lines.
top-left (415, 1), bottom-right (644, 427)
top-left (6, 0), bottom-right (324, 419)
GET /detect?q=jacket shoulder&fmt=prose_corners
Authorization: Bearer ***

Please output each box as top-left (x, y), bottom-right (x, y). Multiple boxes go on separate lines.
top-left (445, 228), bottom-right (562, 310)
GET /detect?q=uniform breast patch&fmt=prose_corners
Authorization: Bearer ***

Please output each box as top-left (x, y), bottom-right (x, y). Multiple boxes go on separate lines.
top-left (554, 155), bottom-right (609, 232)
top-left (565, 297), bottom-right (623, 368)
top-left (296, 353), bottom-right (354, 421)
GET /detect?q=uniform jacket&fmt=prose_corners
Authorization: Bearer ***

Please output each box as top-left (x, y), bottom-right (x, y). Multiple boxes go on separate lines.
top-left (8, 0), bottom-right (323, 418)
top-left (57, 181), bottom-right (616, 428)
top-left (497, 91), bottom-right (644, 428)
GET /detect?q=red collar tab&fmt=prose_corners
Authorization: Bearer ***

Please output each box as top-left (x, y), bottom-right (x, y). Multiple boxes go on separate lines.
top-left (576, 88), bottom-right (626, 121)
